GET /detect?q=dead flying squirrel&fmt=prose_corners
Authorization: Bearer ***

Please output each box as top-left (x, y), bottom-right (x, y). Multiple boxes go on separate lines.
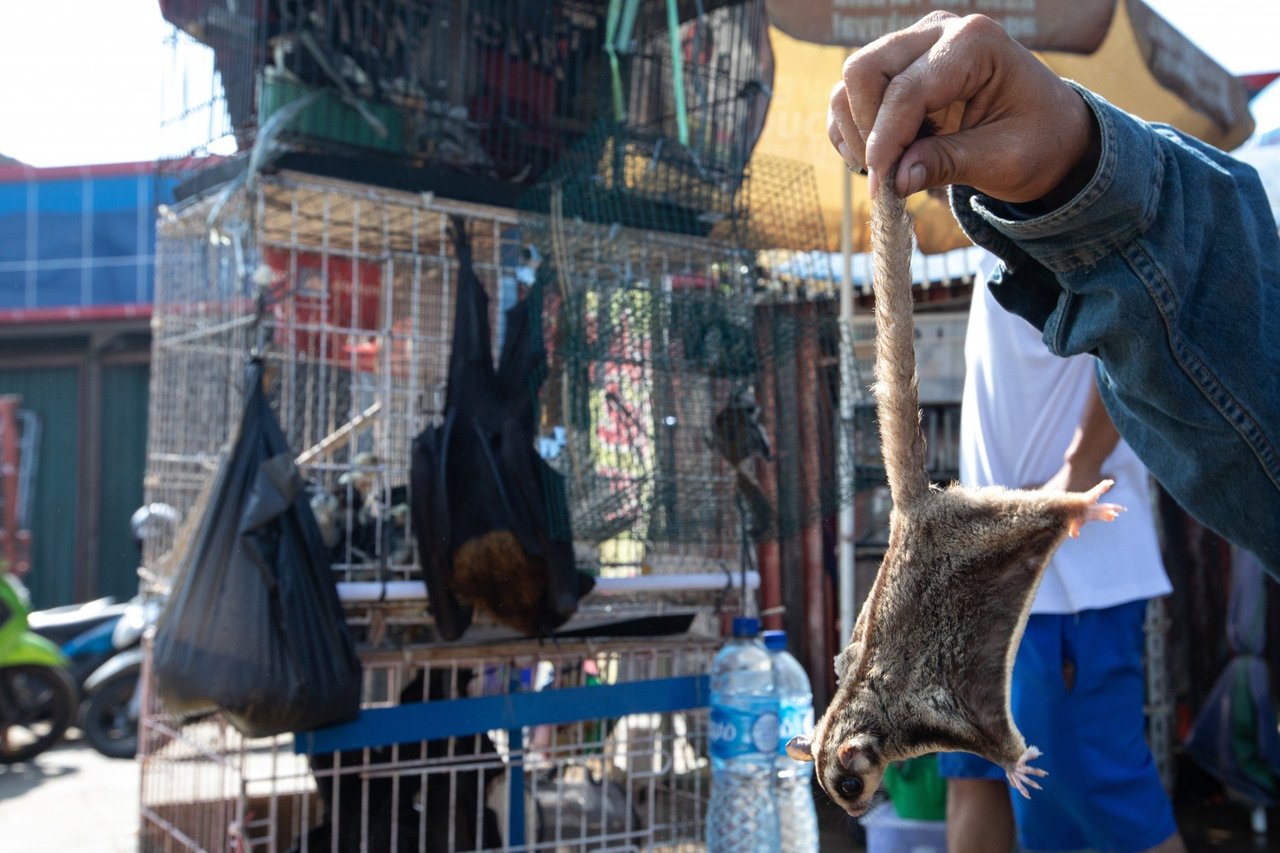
top-left (784, 175), bottom-right (1123, 817)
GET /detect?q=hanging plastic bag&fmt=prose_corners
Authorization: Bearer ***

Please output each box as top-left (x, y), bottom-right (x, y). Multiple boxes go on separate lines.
top-left (153, 359), bottom-right (362, 737)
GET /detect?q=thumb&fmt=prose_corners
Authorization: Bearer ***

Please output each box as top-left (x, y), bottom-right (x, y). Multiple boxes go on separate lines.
top-left (894, 132), bottom-right (973, 197)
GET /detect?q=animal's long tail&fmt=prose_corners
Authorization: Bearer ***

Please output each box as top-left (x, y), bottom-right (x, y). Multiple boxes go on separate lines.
top-left (870, 181), bottom-right (931, 507)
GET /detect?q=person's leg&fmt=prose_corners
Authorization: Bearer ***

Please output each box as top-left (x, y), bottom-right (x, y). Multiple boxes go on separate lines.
top-left (1011, 600), bottom-right (1182, 853)
top-left (945, 777), bottom-right (1015, 853)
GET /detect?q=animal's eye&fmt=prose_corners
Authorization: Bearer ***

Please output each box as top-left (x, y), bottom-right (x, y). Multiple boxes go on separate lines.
top-left (838, 776), bottom-right (864, 800)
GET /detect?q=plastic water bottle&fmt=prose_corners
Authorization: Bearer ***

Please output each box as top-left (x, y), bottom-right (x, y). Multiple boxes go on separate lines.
top-left (764, 630), bottom-right (820, 853)
top-left (707, 617), bottom-right (781, 852)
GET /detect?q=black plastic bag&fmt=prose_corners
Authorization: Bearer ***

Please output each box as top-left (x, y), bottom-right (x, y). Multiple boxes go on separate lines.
top-left (153, 359), bottom-right (362, 737)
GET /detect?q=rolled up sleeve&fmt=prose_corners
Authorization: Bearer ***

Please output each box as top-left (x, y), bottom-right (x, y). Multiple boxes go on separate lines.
top-left (951, 85), bottom-right (1280, 576)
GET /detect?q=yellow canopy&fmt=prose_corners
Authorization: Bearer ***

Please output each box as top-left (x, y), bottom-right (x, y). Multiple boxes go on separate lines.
top-left (753, 1), bottom-right (1256, 254)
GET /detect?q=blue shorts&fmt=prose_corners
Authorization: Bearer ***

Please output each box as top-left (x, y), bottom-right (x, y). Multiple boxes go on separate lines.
top-left (935, 599), bottom-right (1177, 853)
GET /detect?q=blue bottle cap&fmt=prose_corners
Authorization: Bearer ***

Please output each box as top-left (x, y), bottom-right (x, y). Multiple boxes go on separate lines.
top-left (731, 616), bottom-right (760, 637)
top-left (762, 629), bottom-right (787, 650)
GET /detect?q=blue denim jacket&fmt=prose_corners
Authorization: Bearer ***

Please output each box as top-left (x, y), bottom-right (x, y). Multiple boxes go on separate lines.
top-left (951, 86), bottom-right (1280, 578)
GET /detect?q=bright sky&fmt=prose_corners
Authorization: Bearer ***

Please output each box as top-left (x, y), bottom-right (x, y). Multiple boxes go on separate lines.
top-left (0, 0), bottom-right (1276, 168)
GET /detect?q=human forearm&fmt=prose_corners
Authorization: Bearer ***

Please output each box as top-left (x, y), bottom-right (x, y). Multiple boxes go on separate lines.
top-left (1042, 377), bottom-right (1120, 494)
top-left (1065, 379), bottom-right (1119, 472)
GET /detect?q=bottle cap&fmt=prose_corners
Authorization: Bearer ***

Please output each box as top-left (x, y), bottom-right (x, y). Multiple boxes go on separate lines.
top-left (762, 629), bottom-right (787, 650)
top-left (731, 616), bottom-right (760, 638)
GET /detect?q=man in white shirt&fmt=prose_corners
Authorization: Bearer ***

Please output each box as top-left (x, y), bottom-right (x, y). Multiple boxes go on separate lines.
top-left (939, 253), bottom-right (1185, 853)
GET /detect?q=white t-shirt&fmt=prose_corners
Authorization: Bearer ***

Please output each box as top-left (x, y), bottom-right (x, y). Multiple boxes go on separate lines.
top-left (959, 254), bottom-right (1172, 614)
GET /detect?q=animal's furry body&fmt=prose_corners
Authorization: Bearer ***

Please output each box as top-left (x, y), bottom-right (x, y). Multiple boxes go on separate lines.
top-left (451, 530), bottom-right (596, 637)
top-left (787, 182), bottom-right (1122, 816)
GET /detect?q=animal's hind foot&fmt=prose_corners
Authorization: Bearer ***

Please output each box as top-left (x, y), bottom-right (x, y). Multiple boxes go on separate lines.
top-left (1005, 745), bottom-right (1048, 799)
top-left (1068, 480), bottom-right (1125, 537)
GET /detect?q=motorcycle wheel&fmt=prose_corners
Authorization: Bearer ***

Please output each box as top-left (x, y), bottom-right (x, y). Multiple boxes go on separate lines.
top-left (82, 667), bottom-right (140, 760)
top-left (0, 664), bottom-right (77, 764)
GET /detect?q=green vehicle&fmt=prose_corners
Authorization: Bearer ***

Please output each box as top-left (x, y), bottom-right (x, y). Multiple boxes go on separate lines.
top-left (0, 572), bottom-right (77, 763)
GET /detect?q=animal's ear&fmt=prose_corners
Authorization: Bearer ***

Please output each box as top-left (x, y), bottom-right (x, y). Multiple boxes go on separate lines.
top-left (836, 739), bottom-right (862, 770)
top-left (785, 736), bottom-right (814, 762)
top-left (834, 649), bottom-right (853, 683)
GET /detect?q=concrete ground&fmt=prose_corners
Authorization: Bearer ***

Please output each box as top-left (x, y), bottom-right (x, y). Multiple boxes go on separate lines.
top-left (0, 733), bottom-right (139, 852)
top-left (1, 735), bottom-right (1275, 852)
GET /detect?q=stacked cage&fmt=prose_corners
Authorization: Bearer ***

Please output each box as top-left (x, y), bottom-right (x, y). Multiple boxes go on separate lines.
top-left (142, 2), bottom-right (860, 850)
top-left (140, 635), bottom-right (718, 851)
top-left (137, 169), bottom-right (803, 850)
top-left (157, 0), bottom-right (773, 207)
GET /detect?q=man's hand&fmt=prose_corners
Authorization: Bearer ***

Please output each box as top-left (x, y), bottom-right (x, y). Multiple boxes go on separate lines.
top-left (826, 12), bottom-right (1099, 204)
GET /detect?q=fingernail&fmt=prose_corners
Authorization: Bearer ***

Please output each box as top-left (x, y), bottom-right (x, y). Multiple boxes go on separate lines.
top-left (866, 166), bottom-right (879, 197)
top-left (906, 163), bottom-right (927, 195)
top-left (837, 141), bottom-right (859, 172)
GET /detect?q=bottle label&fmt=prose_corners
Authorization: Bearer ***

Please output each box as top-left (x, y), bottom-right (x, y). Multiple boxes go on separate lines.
top-left (777, 698), bottom-right (814, 756)
top-left (710, 699), bottom-right (779, 760)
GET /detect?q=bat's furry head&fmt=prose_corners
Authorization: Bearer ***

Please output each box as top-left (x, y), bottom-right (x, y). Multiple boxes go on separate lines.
top-left (786, 721), bottom-right (884, 817)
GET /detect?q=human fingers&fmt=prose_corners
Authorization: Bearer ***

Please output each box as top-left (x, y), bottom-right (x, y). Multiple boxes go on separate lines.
top-left (827, 81), bottom-right (865, 172)
top-left (841, 10), bottom-right (958, 177)
top-left (891, 65), bottom-right (1095, 201)
top-left (868, 15), bottom-right (1092, 200)
top-left (861, 14), bottom-right (1017, 193)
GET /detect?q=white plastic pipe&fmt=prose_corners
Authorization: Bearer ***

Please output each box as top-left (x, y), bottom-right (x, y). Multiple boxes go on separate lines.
top-left (335, 571), bottom-right (761, 603)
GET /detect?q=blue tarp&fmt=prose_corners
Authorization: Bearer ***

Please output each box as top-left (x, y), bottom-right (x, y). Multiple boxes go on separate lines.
top-left (0, 165), bottom-right (176, 312)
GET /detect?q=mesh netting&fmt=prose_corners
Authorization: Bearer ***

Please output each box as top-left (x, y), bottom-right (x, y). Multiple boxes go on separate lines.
top-left (519, 148), bottom-right (862, 547)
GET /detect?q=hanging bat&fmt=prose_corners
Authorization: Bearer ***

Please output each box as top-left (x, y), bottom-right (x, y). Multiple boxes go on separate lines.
top-left (785, 178), bottom-right (1122, 816)
top-left (412, 218), bottom-right (593, 641)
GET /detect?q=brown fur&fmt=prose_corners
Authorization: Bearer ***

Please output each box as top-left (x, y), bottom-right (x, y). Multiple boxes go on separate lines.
top-left (451, 530), bottom-right (570, 637)
top-left (793, 180), bottom-right (1121, 816)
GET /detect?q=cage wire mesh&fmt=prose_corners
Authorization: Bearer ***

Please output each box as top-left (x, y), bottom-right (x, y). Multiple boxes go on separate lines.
top-left (139, 636), bottom-right (718, 852)
top-left (149, 174), bottom-right (516, 619)
top-left (517, 139), bottom-right (859, 552)
top-left (156, 0), bottom-right (773, 204)
top-left (145, 170), bottom-right (772, 641)
top-left (142, 172), bottom-right (732, 853)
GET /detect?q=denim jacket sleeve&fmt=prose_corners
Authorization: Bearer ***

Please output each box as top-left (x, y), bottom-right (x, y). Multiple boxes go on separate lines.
top-left (950, 85), bottom-right (1280, 578)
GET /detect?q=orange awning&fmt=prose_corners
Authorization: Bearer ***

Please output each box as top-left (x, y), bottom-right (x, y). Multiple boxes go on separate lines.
top-left (752, 0), bottom-right (1255, 254)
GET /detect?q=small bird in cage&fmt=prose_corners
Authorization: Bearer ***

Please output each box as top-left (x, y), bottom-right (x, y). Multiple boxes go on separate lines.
top-left (709, 387), bottom-right (773, 466)
top-left (709, 387), bottom-right (775, 538)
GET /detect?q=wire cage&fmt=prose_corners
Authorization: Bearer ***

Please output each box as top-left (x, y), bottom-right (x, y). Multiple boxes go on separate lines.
top-left (142, 24), bottom-right (849, 824)
top-left (138, 169), bottom-right (759, 851)
top-left (139, 636), bottom-right (718, 852)
top-left (144, 169), bottom-right (775, 624)
top-left (157, 0), bottom-right (773, 207)
top-left (517, 150), bottom-right (855, 549)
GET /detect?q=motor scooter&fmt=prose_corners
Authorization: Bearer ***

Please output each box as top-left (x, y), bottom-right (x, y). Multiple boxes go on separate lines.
top-left (80, 593), bottom-right (162, 758)
top-left (27, 594), bottom-right (128, 687)
top-left (0, 572), bottom-right (77, 763)
top-left (79, 503), bottom-right (177, 759)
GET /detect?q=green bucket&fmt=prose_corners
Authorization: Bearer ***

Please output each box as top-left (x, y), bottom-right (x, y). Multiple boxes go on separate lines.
top-left (882, 753), bottom-right (947, 821)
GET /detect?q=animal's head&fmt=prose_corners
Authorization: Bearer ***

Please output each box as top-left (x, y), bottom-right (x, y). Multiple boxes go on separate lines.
top-left (786, 647), bottom-right (885, 816)
top-left (786, 723), bottom-right (885, 817)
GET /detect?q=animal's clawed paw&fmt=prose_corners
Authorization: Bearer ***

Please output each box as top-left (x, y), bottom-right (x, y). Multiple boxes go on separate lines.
top-left (1069, 480), bottom-right (1125, 537)
top-left (1005, 745), bottom-right (1048, 799)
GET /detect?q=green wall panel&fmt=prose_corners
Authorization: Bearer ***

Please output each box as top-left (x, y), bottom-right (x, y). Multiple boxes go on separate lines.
top-left (0, 366), bottom-right (80, 608)
top-left (97, 364), bottom-right (149, 601)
